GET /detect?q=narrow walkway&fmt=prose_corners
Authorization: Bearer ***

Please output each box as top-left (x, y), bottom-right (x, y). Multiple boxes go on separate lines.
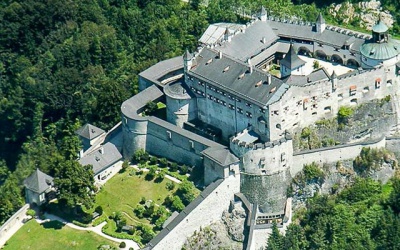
top-left (131, 165), bottom-right (182, 184)
top-left (38, 213), bottom-right (140, 250)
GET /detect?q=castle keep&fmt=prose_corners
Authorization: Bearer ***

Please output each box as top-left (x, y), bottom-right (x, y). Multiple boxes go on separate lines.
top-left (122, 9), bottom-right (400, 249)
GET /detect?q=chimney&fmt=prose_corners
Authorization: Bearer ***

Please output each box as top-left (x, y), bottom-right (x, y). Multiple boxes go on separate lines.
top-left (247, 58), bottom-right (253, 74)
top-left (218, 51), bottom-right (223, 59)
top-left (267, 74), bottom-right (272, 84)
top-left (262, 37), bottom-right (267, 44)
top-left (99, 147), bottom-right (104, 154)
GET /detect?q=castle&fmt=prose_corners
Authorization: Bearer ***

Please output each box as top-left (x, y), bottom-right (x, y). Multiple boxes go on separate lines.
top-left (121, 9), bottom-right (400, 249)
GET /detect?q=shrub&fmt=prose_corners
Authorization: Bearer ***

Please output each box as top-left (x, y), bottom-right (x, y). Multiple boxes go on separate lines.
top-left (180, 165), bottom-right (189, 175)
top-left (26, 209), bottom-right (36, 217)
top-left (134, 204), bottom-right (145, 218)
top-left (338, 106), bottom-right (353, 124)
top-left (150, 156), bottom-right (158, 165)
top-left (121, 160), bottom-right (129, 172)
top-left (95, 205), bottom-right (103, 215)
top-left (159, 158), bottom-right (168, 168)
top-left (303, 162), bottom-right (325, 183)
top-left (172, 196), bottom-right (185, 212)
top-left (300, 127), bottom-right (311, 139)
top-left (119, 242), bottom-right (126, 248)
top-left (170, 162), bottom-right (178, 172)
top-left (166, 181), bottom-right (175, 191)
top-left (146, 166), bottom-right (157, 180)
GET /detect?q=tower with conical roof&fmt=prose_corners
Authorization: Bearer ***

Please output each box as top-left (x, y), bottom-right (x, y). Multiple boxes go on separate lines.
top-left (280, 44), bottom-right (306, 78)
top-left (183, 49), bottom-right (193, 72)
top-left (360, 17), bottom-right (400, 68)
top-left (259, 6), bottom-right (267, 22)
top-left (331, 70), bottom-right (338, 91)
top-left (316, 13), bottom-right (326, 33)
top-left (224, 28), bottom-right (232, 42)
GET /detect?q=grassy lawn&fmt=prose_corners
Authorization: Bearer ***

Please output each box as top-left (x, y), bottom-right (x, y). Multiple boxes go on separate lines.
top-left (95, 169), bottom-right (174, 226)
top-left (3, 220), bottom-right (117, 250)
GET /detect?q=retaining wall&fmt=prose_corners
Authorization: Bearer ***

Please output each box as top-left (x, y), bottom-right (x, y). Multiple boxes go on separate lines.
top-left (292, 136), bottom-right (386, 175)
top-left (0, 204), bottom-right (30, 248)
top-left (145, 174), bottom-right (240, 249)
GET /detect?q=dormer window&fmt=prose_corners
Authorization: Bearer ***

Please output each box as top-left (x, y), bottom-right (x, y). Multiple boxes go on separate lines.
top-left (206, 58), bottom-right (213, 65)
top-left (223, 65), bottom-right (230, 73)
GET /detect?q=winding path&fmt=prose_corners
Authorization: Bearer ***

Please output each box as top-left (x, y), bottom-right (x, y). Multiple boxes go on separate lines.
top-left (38, 213), bottom-right (140, 250)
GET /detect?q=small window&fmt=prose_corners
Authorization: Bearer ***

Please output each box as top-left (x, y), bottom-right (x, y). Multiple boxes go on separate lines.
top-left (375, 78), bottom-right (381, 89)
top-left (324, 106), bottom-right (331, 113)
top-left (338, 93), bottom-right (343, 100)
top-left (276, 124), bottom-right (281, 130)
top-left (166, 131), bottom-right (172, 140)
top-left (350, 98), bottom-right (358, 105)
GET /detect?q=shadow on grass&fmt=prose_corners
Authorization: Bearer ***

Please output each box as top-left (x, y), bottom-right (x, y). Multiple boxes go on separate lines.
top-left (41, 220), bottom-right (66, 230)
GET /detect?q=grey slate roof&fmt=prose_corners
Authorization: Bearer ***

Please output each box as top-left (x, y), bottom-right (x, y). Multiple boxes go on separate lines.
top-left (372, 20), bottom-right (388, 33)
top-left (283, 67), bottom-right (330, 86)
top-left (75, 124), bottom-right (105, 140)
top-left (189, 47), bottom-right (288, 107)
top-left (360, 38), bottom-right (400, 60)
top-left (183, 49), bottom-right (192, 61)
top-left (78, 142), bottom-right (122, 175)
top-left (280, 44), bottom-right (306, 69)
top-left (260, 6), bottom-right (267, 16)
top-left (164, 81), bottom-right (194, 100)
top-left (139, 56), bottom-right (183, 85)
top-left (121, 85), bottom-right (164, 120)
top-left (202, 147), bottom-right (239, 167)
top-left (316, 13), bottom-right (325, 24)
top-left (217, 20), bottom-right (279, 61)
top-left (24, 169), bottom-right (53, 194)
top-left (199, 23), bottom-right (246, 45)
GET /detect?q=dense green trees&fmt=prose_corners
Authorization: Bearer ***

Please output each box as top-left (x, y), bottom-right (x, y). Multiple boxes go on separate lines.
top-left (273, 178), bottom-right (400, 249)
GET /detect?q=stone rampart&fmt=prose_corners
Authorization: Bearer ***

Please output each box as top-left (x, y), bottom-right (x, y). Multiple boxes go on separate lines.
top-left (145, 174), bottom-right (241, 250)
top-left (0, 204), bottom-right (30, 248)
top-left (292, 136), bottom-right (386, 175)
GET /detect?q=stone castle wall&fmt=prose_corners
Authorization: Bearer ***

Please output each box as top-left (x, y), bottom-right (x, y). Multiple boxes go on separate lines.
top-left (291, 136), bottom-right (387, 175)
top-left (0, 204), bottom-right (30, 248)
top-left (268, 65), bottom-right (396, 141)
top-left (150, 174), bottom-right (240, 250)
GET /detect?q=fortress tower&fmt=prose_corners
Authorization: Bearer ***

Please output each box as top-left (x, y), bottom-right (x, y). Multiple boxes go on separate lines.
top-left (360, 19), bottom-right (400, 68)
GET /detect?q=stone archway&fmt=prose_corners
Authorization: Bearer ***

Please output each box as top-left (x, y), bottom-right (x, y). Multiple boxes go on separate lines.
top-left (315, 50), bottom-right (327, 60)
top-left (346, 58), bottom-right (360, 68)
top-left (331, 54), bottom-right (344, 65)
top-left (298, 46), bottom-right (312, 57)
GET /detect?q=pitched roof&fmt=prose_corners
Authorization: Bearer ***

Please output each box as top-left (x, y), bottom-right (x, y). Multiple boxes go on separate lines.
top-left (283, 67), bottom-right (330, 86)
top-left (217, 20), bottom-right (278, 61)
top-left (280, 44), bottom-right (306, 69)
top-left (202, 147), bottom-right (239, 167)
top-left (183, 49), bottom-right (192, 61)
top-left (372, 20), bottom-right (388, 33)
top-left (75, 124), bottom-right (105, 140)
top-left (316, 13), bottom-right (325, 24)
top-left (189, 47), bottom-right (288, 107)
top-left (78, 142), bottom-right (122, 175)
top-left (23, 169), bottom-right (53, 193)
top-left (260, 6), bottom-right (267, 16)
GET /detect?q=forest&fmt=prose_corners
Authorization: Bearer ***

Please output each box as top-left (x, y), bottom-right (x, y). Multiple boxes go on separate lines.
top-left (1, 0), bottom-right (400, 247)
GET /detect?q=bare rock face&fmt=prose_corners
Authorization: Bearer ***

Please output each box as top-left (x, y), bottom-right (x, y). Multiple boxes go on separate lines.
top-left (328, 0), bottom-right (394, 30)
top-left (222, 203), bottom-right (246, 242)
top-left (183, 204), bottom-right (246, 250)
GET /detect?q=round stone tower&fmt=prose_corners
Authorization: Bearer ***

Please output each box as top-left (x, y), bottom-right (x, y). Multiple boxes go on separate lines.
top-left (164, 81), bottom-right (197, 128)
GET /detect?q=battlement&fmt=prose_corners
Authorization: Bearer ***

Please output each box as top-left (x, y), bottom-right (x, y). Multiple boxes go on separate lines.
top-left (231, 129), bottom-right (292, 151)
